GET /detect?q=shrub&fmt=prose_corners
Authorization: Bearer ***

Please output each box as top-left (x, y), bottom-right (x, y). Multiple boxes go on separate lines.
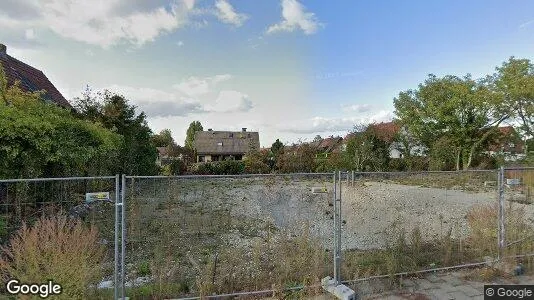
top-left (0, 214), bottom-right (106, 299)
top-left (189, 161), bottom-right (245, 175)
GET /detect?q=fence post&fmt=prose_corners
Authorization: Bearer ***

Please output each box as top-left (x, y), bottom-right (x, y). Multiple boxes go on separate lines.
top-left (335, 171), bottom-right (342, 285)
top-left (498, 167), bottom-right (505, 261)
top-left (121, 174), bottom-right (127, 299)
top-left (351, 170), bottom-right (354, 187)
top-left (114, 174), bottom-right (120, 300)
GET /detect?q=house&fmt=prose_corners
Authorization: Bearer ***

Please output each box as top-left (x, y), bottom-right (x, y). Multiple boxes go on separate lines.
top-left (0, 44), bottom-right (71, 109)
top-left (194, 128), bottom-right (260, 162)
top-left (486, 126), bottom-right (526, 161)
top-left (156, 146), bottom-right (182, 167)
top-left (312, 136), bottom-right (343, 158)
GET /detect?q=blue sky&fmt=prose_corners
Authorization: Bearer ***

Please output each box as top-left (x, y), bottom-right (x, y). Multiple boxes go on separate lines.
top-left (1, 0), bottom-right (533, 146)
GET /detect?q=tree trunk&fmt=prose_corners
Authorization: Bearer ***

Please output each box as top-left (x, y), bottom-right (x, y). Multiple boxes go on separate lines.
top-left (465, 117), bottom-right (508, 170)
top-left (455, 148), bottom-right (461, 171)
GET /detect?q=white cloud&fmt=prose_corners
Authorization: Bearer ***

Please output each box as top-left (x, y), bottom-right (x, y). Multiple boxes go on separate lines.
top-left (172, 74), bottom-right (233, 96)
top-left (214, 0), bottom-right (248, 27)
top-left (24, 28), bottom-right (35, 40)
top-left (176, 40), bottom-right (184, 47)
top-left (206, 90), bottom-right (253, 113)
top-left (0, 0), bottom-right (197, 48)
top-left (280, 110), bottom-right (394, 134)
top-left (519, 19), bottom-right (534, 29)
top-left (341, 104), bottom-right (372, 113)
top-left (267, 0), bottom-right (322, 35)
top-left (107, 84), bottom-right (205, 117)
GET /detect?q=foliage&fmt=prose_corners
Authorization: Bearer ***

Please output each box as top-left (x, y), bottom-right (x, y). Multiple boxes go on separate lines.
top-left (275, 143), bottom-right (316, 173)
top-left (162, 159), bottom-right (187, 176)
top-left (428, 136), bottom-right (458, 171)
top-left (0, 214), bottom-right (106, 299)
top-left (343, 124), bottom-right (391, 171)
top-left (152, 129), bottom-right (176, 148)
top-left (243, 149), bottom-right (271, 174)
top-left (73, 89), bottom-right (158, 175)
top-left (394, 74), bottom-right (509, 170)
top-left (185, 121), bottom-right (203, 151)
top-left (315, 152), bottom-right (346, 172)
top-left (494, 57), bottom-right (534, 138)
top-left (0, 82), bottom-right (122, 178)
top-left (189, 161), bottom-right (245, 175)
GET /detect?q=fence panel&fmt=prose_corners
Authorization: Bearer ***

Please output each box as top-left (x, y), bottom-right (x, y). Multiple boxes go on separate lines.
top-left (124, 173), bottom-right (335, 299)
top-left (338, 170), bottom-right (499, 286)
top-left (0, 176), bottom-right (118, 296)
top-left (501, 168), bottom-right (534, 268)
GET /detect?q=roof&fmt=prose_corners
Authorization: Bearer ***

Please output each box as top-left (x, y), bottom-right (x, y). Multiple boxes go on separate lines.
top-left (487, 126), bottom-right (524, 152)
top-left (0, 44), bottom-right (71, 109)
top-left (369, 121), bottom-right (401, 143)
top-left (316, 137), bottom-right (343, 152)
top-left (194, 130), bottom-right (260, 155)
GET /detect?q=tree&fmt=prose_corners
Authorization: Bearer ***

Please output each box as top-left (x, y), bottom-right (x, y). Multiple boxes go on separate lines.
top-left (243, 149), bottom-right (271, 174)
top-left (151, 129), bottom-right (175, 148)
top-left (394, 74), bottom-right (509, 170)
top-left (0, 81), bottom-right (121, 178)
top-left (185, 121), bottom-right (203, 150)
top-left (275, 143), bottom-right (316, 173)
top-left (344, 124), bottom-right (391, 171)
top-left (73, 90), bottom-right (158, 175)
top-left (271, 139), bottom-right (284, 157)
top-left (494, 57), bottom-right (534, 138)
top-left (313, 135), bottom-right (322, 142)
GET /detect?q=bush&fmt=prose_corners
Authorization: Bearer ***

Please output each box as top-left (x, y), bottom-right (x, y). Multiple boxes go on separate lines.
top-left (189, 161), bottom-right (245, 175)
top-left (388, 158), bottom-right (407, 171)
top-left (0, 214), bottom-right (106, 299)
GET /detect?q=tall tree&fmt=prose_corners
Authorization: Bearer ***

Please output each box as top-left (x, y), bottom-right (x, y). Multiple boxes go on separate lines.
top-left (344, 124), bottom-right (391, 171)
top-left (73, 90), bottom-right (158, 175)
top-left (271, 139), bottom-right (284, 157)
top-left (394, 74), bottom-right (508, 170)
top-left (151, 129), bottom-right (175, 148)
top-left (494, 57), bottom-right (534, 138)
top-left (185, 121), bottom-right (203, 150)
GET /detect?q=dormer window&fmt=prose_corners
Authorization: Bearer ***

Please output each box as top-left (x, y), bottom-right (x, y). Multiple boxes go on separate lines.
top-left (217, 142), bottom-right (223, 146)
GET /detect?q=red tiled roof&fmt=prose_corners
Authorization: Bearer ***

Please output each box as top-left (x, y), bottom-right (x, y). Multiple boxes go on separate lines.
top-left (369, 121), bottom-right (401, 143)
top-left (0, 45), bottom-right (71, 109)
top-left (487, 126), bottom-right (524, 153)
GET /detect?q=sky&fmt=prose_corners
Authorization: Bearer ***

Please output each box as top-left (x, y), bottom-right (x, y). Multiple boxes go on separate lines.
top-left (1, 0), bottom-right (534, 147)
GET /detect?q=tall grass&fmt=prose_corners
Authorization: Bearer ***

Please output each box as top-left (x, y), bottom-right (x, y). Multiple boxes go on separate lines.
top-left (0, 214), bottom-right (106, 299)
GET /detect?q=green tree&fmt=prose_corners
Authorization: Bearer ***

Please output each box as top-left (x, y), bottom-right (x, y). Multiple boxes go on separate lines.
top-left (275, 142), bottom-right (316, 173)
top-left (271, 139), bottom-right (284, 157)
top-left (494, 57), bottom-right (534, 138)
top-left (0, 81), bottom-right (121, 178)
top-left (151, 129), bottom-right (175, 147)
top-left (344, 124), bottom-right (391, 171)
top-left (394, 74), bottom-right (509, 170)
top-left (185, 121), bottom-right (203, 150)
top-left (73, 90), bottom-right (158, 175)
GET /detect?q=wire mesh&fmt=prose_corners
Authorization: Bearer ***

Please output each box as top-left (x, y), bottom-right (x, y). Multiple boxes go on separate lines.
top-left (123, 173), bottom-right (335, 299)
top-left (501, 168), bottom-right (534, 268)
top-left (338, 170), bottom-right (500, 284)
top-left (0, 176), bottom-right (118, 295)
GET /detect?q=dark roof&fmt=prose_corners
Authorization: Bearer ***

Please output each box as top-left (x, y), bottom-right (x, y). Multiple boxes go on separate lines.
top-left (0, 44), bottom-right (71, 109)
top-left (194, 130), bottom-right (260, 155)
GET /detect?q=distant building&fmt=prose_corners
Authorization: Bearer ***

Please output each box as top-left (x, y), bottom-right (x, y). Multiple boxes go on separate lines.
top-left (485, 126), bottom-right (526, 161)
top-left (0, 43), bottom-right (71, 109)
top-left (193, 128), bottom-right (260, 162)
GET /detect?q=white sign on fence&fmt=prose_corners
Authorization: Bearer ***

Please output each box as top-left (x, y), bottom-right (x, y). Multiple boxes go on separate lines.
top-left (311, 187), bottom-right (328, 194)
top-left (85, 192), bottom-right (111, 203)
top-left (506, 178), bottom-right (521, 186)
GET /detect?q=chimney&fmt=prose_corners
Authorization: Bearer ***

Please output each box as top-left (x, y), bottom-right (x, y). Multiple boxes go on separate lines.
top-left (207, 129), bottom-right (213, 131)
top-left (0, 44), bottom-right (6, 55)
top-left (242, 128), bottom-right (247, 132)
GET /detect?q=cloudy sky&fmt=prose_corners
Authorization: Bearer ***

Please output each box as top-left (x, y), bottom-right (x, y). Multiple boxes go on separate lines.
top-left (1, 0), bottom-right (534, 147)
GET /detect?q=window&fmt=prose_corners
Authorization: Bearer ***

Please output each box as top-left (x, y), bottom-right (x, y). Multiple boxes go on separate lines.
top-left (217, 142), bottom-right (223, 146)
top-left (509, 143), bottom-right (515, 148)
top-left (229, 133), bottom-right (233, 138)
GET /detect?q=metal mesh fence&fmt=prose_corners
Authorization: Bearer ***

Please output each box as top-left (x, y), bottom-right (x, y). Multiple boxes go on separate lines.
top-left (501, 168), bottom-right (534, 266)
top-left (123, 173), bottom-right (334, 299)
top-left (338, 170), bottom-right (500, 283)
top-left (0, 176), bottom-right (118, 293)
